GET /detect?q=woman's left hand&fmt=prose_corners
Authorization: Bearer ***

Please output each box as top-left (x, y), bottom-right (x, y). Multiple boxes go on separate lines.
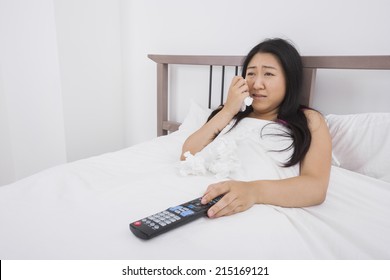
top-left (201, 180), bottom-right (256, 218)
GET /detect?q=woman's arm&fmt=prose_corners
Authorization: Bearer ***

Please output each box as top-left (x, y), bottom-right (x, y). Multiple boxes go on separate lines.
top-left (180, 108), bottom-right (234, 160)
top-left (201, 110), bottom-right (332, 218)
top-left (180, 76), bottom-right (249, 160)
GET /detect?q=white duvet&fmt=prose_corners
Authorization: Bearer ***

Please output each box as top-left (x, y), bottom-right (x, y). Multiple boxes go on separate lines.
top-left (0, 120), bottom-right (390, 259)
top-left (180, 118), bottom-right (299, 180)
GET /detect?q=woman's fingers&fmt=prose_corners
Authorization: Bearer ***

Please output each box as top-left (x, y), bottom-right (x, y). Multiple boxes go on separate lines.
top-left (207, 194), bottom-right (239, 218)
top-left (201, 180), bottom-right (253, 218)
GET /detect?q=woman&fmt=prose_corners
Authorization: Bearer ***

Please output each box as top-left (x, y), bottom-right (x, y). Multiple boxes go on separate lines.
top-left (180, 38), bottom-right (332, 218)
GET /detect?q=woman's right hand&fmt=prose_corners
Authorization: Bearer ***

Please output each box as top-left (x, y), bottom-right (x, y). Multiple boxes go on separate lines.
top-left (180, 77), bottom-right (249, 160)
top-left (222, 76), bottom-right (249, 116)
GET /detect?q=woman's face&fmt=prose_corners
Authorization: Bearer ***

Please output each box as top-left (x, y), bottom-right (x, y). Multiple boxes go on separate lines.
top-left (245, 52), bottom-right (286, 120)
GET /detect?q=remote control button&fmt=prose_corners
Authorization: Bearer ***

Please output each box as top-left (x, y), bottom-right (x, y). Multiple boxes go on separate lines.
top-left (134, 221), bottom-right (142, 227)
top-left (180, 210), bottom-right (195, 217)
top-left (169, 206), bottom-right (182, 211)
top-left (186, 203), bottom-right (205, 212)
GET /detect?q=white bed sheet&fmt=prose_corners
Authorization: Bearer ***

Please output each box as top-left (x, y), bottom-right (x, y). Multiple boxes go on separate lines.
top-left (0, 130), bottom-right (389, 260)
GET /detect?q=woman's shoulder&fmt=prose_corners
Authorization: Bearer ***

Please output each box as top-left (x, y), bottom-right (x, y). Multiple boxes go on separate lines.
top-left (302, 108), bottom-right (327, 132)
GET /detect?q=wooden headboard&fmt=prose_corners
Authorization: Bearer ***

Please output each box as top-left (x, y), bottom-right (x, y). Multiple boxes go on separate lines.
top-left (149, 54), bottom-right (390, 136)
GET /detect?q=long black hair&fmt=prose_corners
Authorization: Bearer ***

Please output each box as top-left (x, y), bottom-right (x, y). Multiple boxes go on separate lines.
top-left (207, 38), bottom-right (311, 167)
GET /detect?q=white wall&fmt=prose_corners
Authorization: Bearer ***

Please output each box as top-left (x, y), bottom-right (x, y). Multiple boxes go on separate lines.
top-left (0, 0), bottom-right (125, 186)
top-left (123, 0), bottom-right (390, 146)
top-left (0, 64), bottom-right (15, 185)
top-left (0, 0), bottom-right (67, 186)
top-left (53, 0), bottom-right (124, 162)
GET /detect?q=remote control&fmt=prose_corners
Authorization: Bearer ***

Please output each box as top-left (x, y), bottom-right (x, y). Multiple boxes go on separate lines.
top-left (129, 196), bottom-right (222, 240)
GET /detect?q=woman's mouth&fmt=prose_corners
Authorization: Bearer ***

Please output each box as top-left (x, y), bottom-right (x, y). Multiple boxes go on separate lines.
top-left (251, 93), bottom-right (267, 100)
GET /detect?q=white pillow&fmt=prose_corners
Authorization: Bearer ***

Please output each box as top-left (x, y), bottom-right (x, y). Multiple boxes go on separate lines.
top-left (179, 100), bottom-right (212, 133)
top-left (326, 113), bottom-right (390, 182)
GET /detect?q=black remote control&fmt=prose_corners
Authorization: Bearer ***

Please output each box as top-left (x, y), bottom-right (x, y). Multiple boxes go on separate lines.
top-left (129, 196), bottom-right (222, 240)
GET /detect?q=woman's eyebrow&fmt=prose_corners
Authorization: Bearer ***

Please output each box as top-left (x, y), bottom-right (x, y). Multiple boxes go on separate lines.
top-left (262, 65), bottom-right (277, 70)
top-left (247, 65), bottom-right (277, 70)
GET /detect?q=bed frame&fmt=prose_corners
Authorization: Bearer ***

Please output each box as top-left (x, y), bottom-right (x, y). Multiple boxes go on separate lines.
top-left (149, 54), bottom-right (390, 136)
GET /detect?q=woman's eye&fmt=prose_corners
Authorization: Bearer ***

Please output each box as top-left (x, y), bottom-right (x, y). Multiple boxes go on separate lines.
top-left (264, 72), bottom-right (275, 76)
top-left (246, 72), bottom-right (255, 76)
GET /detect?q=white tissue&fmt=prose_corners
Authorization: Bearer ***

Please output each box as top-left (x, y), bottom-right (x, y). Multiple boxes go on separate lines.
top-left (241, 96), bottom-right (253, 111)
top-left (179, 137), bottom-right (240, 179)
top-left (179, 151), bottom-right (207, 176)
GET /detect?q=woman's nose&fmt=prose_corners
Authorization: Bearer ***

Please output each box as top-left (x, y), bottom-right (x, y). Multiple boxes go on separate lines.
top-left (252, 76), bottom-right (265, 90)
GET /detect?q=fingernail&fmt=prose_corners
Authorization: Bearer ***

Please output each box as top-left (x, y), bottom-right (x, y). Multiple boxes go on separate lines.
top-left (208, 209), bottom-right (214, 217)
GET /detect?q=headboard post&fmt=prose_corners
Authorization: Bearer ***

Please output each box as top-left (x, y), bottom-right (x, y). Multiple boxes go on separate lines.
top-left (301, 68), bottom-right (317, 107)
top-left (156, 63), bottom-right (168, 136)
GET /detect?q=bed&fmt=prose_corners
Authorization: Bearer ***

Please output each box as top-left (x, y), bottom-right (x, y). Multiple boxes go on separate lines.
top-left (1, 54), bottom-right (390, 260)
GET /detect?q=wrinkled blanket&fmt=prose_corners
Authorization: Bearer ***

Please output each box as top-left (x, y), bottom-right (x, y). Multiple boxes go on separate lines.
top-left (180, 118), bottom-right (299, 180)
